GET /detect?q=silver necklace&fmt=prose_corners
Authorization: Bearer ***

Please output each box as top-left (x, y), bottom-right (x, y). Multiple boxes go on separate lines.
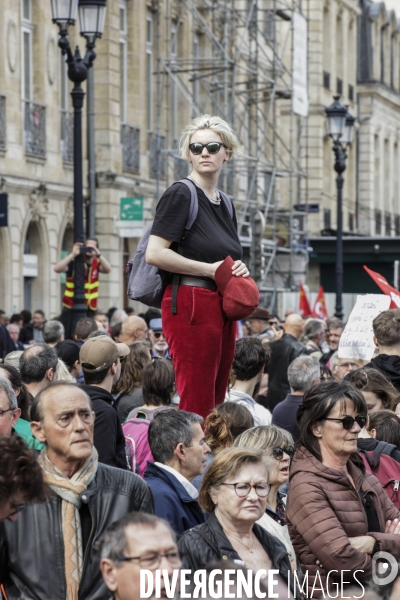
top-left (188, 175), bottom-right (221, 204)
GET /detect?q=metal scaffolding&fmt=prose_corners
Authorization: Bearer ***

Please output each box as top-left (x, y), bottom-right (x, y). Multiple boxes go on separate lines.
top-left (152, 0), bottom-right (309, 301)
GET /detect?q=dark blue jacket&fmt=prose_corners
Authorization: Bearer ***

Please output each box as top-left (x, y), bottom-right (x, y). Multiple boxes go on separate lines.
top-left (144, 462), bottom-right (204, 536)
top-left (271, 393), bottom-right (303, 442)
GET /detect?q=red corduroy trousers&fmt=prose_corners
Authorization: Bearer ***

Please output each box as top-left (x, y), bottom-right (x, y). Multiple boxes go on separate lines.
top-left (162, 284), bottom-right (236, 419)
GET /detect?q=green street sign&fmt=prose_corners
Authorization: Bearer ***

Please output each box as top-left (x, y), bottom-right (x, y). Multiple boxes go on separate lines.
top-left (120, 197), bottom-right (144, 221)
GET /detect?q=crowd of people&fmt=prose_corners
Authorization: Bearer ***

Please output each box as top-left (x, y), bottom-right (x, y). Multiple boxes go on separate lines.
top-left (1, 113), bottom-right (400, 599)
top-left (0, 303), bottom-right (399, 599)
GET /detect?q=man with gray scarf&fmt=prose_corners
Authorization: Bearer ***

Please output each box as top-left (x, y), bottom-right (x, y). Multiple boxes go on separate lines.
top-left (0, 381), bottom-right (153, 600)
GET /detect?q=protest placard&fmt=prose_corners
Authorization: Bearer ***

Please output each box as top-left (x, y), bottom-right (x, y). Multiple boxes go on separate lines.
top-left (338, 294), bottom-right (391, 360)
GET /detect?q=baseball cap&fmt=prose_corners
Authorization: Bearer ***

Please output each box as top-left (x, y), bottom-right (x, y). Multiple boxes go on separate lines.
top-left (55, 340), bottom-right (80, 370)
top-left (149, 318), bottom-right (162, 331)
top-left (214, 256), bottom-right (259, 320)
top-left (79, 335), bottom-right (130, 373)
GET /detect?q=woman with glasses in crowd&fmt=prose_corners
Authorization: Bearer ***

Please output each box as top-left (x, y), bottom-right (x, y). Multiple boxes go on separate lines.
top-left (286, 380), bottom-right (400, 598)
top-left (178, 447), bottom-right (299, 598)
top-left (146, 115), bottom-right (249, 419)
top-left (234, 425), bottom-right (297, 570)
top-left (112, 341), bottom-right (152, 422)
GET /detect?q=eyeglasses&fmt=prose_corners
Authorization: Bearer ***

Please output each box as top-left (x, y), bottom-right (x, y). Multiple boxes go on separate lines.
top-left (189, 142), bottom-right (227, 155)
top-left (136, 328), bottom-right (149, 335)
top-left (0, 409), bottom-right (14, 420)
top-left (220, 482), bottom-right (270, 498)
top-left (271, 446), bottom-right (295, 460)
top-left (153, 331), bottom-right (165, 339)
top-left (116, 551), bottom-right (181, 570)
top-left (324, 415), bottom-right (367, 430)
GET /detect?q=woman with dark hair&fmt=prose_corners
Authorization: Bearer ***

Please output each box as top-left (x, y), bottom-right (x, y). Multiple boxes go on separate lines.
top-left (112, 341), bottom-right (152, 422)
top-left (348, 368), bottom-right (398, 413)
top-left (126, 358), bottom-right (176, 421)
top-left (286, 380), bottom-right (400, 598)
top-left (0, 364), bottom-right (43, 451)
top-left (367, 410), bottom-right (400, 451)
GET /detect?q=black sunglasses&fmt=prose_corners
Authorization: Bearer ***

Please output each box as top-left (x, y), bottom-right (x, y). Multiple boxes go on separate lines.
top-left (271, 446), bottom-right (295, 460)
top-left (153, 331), bottom-right (165, 339)
top-left (189, 142), bottom-right (227, 155)
top-left (325, 415), bottom-right (367, 430)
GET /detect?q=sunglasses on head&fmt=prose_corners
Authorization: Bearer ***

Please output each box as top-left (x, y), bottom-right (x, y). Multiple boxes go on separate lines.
top-left (271, 446), bottom-right (295, 460)
top-left (325, 415), bottom-right (367, 430)
top-left (189, 142), bottom-right (227, 155)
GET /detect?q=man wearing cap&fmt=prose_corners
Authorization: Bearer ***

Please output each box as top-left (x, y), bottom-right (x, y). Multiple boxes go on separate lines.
top-left (149, 318), bottom-right (170, 359)
top-left (247, 307), bottom-right (275, 340)
top-left (80, 335), bottom-right (130, 469)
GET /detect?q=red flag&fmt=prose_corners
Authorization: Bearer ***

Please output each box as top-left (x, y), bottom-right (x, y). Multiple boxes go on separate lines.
top-left (363, 265), bottom-right (400, 309)
top-left (312, 286), bottom-right (329, 319)
top-left (299, 283), bottom-right (312, 317)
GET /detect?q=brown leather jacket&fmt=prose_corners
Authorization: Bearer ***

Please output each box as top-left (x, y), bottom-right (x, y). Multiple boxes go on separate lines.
top-left (286, 446), bottom-right (400, 597)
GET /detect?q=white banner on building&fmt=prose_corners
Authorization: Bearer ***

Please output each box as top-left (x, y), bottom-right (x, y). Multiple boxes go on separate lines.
top-left (338, 294), bottom-right (391, 360)
top-left (292, 12), bottom-right (309, 118)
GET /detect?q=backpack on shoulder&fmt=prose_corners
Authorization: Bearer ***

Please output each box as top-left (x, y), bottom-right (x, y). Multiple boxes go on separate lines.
top-left (122, 418), bottom-right (153, 476)
top-left (358, 441), bottom-right (400, 509)
top-left (126, 178), bottom-right (233, 308)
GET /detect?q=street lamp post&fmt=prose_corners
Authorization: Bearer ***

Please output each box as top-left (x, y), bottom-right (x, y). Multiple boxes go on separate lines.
top-left (325, 96), bottom-right (355, 320)
top-left (50, 0), bottom-right (106, 328)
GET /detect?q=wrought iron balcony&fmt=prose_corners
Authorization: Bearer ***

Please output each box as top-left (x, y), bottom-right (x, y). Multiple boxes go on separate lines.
top-left (121, 124), bottom-right (140, 174)
top-left (148, 132), bottom-right (166, 178)
top-left (61, 110), bottom-right (74, 163)
top-left (24, 101), bottom-right (46, 158)
top-left (0, 95), bottom-right (6, 150)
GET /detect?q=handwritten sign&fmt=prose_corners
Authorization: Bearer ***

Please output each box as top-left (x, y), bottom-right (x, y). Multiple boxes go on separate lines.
top-left (338, 294), bottom-right (391, 360)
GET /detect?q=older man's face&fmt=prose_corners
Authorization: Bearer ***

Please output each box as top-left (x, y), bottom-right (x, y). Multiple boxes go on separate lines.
top-left (7, 325), bottom-right (20, 343)
top-left (33, 387), bottom-right (94, 466)
top-left (101, 522), bottom-right (181, 600)
top-left (0, 387), bottom-right (20, 436)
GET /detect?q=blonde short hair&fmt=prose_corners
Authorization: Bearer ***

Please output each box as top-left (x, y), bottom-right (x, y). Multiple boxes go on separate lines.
top-left (179, 114), bottom-right (240, 162)
top-left (234, 425), bottom-right (294, 452)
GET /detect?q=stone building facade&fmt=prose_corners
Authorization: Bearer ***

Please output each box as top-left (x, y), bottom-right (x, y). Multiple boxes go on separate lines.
top-left (2, 0), bottom-right (400, 315)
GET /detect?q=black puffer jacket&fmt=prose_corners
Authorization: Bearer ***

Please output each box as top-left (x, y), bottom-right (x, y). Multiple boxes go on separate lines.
top-left (0, 463), bottom-right (153, 600)
top-left (178, 512), bottom-right (300, 598)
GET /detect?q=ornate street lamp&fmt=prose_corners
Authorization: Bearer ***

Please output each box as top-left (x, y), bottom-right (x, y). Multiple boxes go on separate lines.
top-left (50, 0), bottom-right (106, 328)
top-left (325, 96), bottom-right (355, 320)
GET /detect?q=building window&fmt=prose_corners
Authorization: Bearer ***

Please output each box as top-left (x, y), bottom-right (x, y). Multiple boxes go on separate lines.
top-left (60, 53), bottom-right (73, 162)
top-left (146, 11), bottom-right (153, 132)
top-left (348, 213), bottom-right (354, 232)
top-left (323, 71), bottom-right (330, 90)
top-left (22, 0), bottom-right (33, 105)
top-left (395, 214), bottom-right (400, 236)
top-left (375, 209), bottom-right (382, 235)
top-left (171, 22), bottom-right (178, 144)
top-left (336, 78), bottom-right (343, 95)
top-left (324, 208), bottom-right (331, 229)
top-left (385, 212), bottom-right (391, 236)
top-left (348, 84), bottom-right (354, 101)
top-left (120, 0), bottom-right (127, 124)
top-left (264, 10), bottom-right (274, 40)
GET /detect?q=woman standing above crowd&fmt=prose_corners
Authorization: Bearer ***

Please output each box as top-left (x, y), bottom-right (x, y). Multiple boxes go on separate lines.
top-left (146, 115), bottom-right (251, 418)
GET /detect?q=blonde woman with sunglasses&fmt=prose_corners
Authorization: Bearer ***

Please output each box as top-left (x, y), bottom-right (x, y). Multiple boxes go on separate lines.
top-left (234, 425), bottom-right (297, 570)
top-left (146, 115), bottom-right (248, 419)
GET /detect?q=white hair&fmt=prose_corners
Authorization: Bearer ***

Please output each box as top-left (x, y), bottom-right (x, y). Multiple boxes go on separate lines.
top-left (179, 114), bottom-right (241, 162)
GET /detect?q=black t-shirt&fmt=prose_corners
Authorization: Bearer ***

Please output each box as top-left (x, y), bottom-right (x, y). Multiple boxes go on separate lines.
top-left (151, 181), bottom-right (243, 264)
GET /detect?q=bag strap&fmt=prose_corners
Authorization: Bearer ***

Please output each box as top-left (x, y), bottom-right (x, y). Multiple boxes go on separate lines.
top-left (171, 179), bottom-right (199, 314)
top-left (217, 188), bottom-right (234, 220)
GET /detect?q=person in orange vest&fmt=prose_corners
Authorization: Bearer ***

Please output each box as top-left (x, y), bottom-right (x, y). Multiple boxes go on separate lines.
top-left (54, 238), bottom-right (111, 338)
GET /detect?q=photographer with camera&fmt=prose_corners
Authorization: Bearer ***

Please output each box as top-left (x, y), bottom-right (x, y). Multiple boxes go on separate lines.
top-left (54, 239), bottom-right (111, 338)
